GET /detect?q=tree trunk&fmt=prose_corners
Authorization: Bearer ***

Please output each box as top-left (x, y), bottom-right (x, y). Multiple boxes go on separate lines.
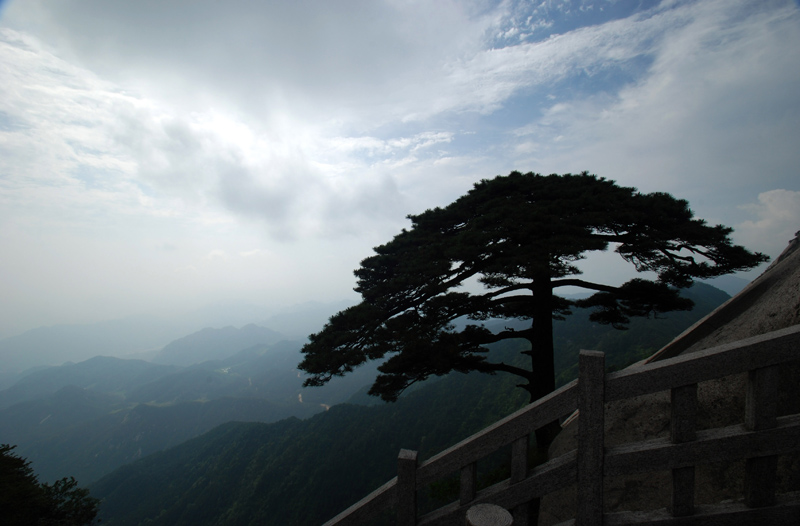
top-left (529, 272), bottom-right (560, 451)
top-left (526, 274), bottom-right (560, 526)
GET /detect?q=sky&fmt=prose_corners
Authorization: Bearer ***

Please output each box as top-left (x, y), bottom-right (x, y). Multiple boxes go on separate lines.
top-left (0, 0), bottom-right (799, 338)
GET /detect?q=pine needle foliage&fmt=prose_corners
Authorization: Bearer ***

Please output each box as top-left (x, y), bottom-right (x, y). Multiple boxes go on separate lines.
top-left (299, 172), bottom-right (768, 441)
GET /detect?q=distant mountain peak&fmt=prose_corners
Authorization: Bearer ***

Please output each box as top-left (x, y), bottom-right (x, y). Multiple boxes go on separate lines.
top-left (151, 324), bottom-right (284, 367)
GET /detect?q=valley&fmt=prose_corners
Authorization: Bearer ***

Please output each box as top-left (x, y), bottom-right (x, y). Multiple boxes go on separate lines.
top-left (0, 284), bottom-right (730, 525)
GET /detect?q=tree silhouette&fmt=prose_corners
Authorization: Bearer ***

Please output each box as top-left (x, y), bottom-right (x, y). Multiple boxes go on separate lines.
top-left (299, 172), bottom-right (768, 447)
top-left (0, 444), bottom-right (99, 526)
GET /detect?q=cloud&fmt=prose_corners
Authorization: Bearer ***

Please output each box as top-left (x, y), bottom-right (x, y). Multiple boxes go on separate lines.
top-left (4, 1), bottom-right (797, 239)
top-left (9, 1), bottom-right (774, 240)
top-left (204, 250), bottom-right (227, 261)
top-left (5, 1), bottom-right (497, 124)
top-left (737, 189), bottom-right (800, 258)
top-left (2, 0), bottom-right (799, 335)
top-left (0, 30), bottom-right (177, 230)
top-left (2, 0), bottom-right (695, 126)
top-left (0, 27), bottom-right (412, 241)
top-left (507, 0), bottom-right (800, 210)
top-left (425, 7), bottom-right (672, 117)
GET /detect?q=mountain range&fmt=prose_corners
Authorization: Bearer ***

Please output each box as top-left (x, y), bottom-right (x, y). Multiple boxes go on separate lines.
top-left (0, 300), bottom-right (356, 390)
top-left (0, 323), bottom-right (379, 485)
top-left (0, 282), bottom-right (722, 526)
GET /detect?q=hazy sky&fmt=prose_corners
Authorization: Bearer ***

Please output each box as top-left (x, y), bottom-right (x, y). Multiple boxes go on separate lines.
top-left (0, 0), bottom-right (799, 338)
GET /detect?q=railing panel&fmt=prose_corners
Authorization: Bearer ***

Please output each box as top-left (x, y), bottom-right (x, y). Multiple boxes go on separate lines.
top-left (744, 365), bottom-right (780, 507)
top-left (669, 383), bottom-right (697, 517)
top-left (577, 350), bottom-right (606, 526)
top-left (511, 434), bottom-right (531, 525)
top-left (604, 413), bottom-right (800, 476)
top-left (321, 477), bottom-right (397, 526)
top-left (398, 449), bottom-right (418, 526)
top-left (324, 325), bottom-right (800, 526)
top-left (418, 451), bottom-right (578, 526)
top-left (511, 434), bottom-right (528, 483)
top-left (606, 325), bottom-right (800, 402)
top-left (745, 366), bottom-right (779, 430)
top-left (460, 462), bottom-right (477, 506)
top-left (603, 490), bottom-right (800, 525)
top-left (416, 380), bottom-right (578, 487)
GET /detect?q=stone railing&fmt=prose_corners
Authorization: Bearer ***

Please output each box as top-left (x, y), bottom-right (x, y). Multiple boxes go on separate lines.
top-left (323, 324), bottom-right (800, 526)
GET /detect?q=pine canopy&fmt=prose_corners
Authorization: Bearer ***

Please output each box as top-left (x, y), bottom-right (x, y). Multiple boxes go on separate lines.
top-left (299, 172), bottom-right (768, 406)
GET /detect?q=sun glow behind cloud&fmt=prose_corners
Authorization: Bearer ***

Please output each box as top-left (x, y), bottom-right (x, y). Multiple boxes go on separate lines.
top-left (0, 0), bottom-right (798, 336)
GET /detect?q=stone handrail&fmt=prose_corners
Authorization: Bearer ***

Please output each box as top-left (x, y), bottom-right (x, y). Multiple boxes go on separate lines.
top-left (323, 324), bottom-right (800, 526)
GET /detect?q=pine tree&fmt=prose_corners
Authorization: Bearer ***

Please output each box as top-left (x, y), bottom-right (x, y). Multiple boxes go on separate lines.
top-left (299, 171), bottom-right (767, 448)
top-left (0, 444), bottom-right (99, 526)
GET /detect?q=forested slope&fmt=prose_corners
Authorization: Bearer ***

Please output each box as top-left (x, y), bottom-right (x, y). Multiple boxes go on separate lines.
top-left (90, 283), bottom-right (728, 525)
top-left (92, 339), bottom-right (533, 526)
top-left (0, 338), bottom-right (379, 484)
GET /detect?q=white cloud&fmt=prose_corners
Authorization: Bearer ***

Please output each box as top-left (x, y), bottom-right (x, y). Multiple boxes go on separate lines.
top-left (1, 0), bottom-right (799, 336)
top-left (204, 250), bottom-right (228, 261)
top-left (0, 29), bottom-right (188, 227)
top-left (8, 0), bottom-right (766, 246)
top-left (508, 0), bottom-right (800, 213)
top-left (0, 0), bottom-right (696, 126)
top-left (3, 0), bottom-right (497, 125)
top-left (737, 189), bottom-right (800, 258)
top-left (0, 27), bottom-right (414, 241)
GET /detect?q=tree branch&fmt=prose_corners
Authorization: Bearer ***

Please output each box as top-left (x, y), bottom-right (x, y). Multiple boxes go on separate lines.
top-left (591, 233), bottom-right (635, 243)
top-left (489, 294), bottom-right (535, 305)
top-left (485, 282), bottom-right (535, 298)
top-left (477, 361), bottom-right (532, 379)
top-left (551, 278), bottom-right (619, 292)
top-left (471, 327), bottom-right (534, 344)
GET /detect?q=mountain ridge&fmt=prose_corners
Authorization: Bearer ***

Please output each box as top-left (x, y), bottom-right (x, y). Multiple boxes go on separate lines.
top-left (86, 282), bottom-right (732, 525)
